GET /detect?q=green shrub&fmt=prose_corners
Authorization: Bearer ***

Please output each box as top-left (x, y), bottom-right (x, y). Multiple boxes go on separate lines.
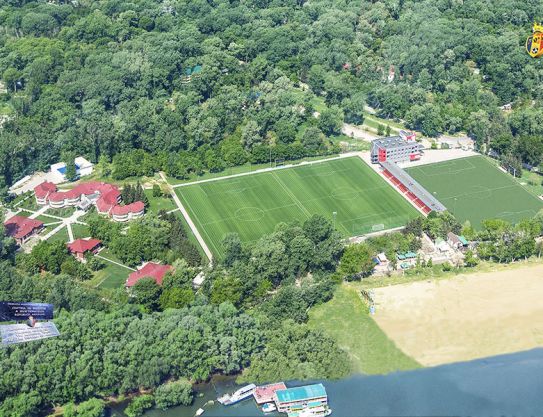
top-left (154, 379), bottom-right (193, 410)
top-left (125, 394), bottom-right (154, 417)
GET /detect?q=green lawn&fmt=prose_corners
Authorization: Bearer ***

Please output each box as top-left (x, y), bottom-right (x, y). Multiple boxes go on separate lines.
top-left (47, 226), bottom-right (69, 243)
top-left (93, 249), bottom-right (133, 288)
top-left (36, 215), bottom-right (63, 225)
top-left (45, 206), bottom-right (76, 218)
top-left (144, 189), bottom-right (176, 213)
top-left (406, 156), bottom-right (543, 228)
top-left (177, 157), bottom-right (418, 257)
top-left (308, 285), bottom-right (420, 374)
top-left (71, 223), bottom-right (91, 240)
top-left (93, 261), bottom-right (131, 289)
top-left (18, 197), bottom-right (38, 211)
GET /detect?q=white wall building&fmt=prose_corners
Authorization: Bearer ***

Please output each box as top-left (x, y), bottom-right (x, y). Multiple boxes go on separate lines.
top-left (50, 156), bottom-right (94, 180)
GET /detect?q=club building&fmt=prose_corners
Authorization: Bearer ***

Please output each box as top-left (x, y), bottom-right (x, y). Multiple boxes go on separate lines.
top-left (34, 181), bottom-right (145, 222)
top-left (370, 131), bottom-right (446, 214)
top-left (274, 383), bottom-right (328, 414)
top-left (371, 130), bottom-right (423, 164)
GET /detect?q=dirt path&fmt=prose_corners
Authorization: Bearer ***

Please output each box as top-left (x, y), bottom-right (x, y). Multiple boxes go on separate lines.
top-left (371, 263), bottom-right (543, 366)
top-left (342, 124), bottom-right (378, 142)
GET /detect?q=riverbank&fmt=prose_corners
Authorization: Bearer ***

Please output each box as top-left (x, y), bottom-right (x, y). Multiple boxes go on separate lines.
top-left (308, 285), bottom-right (420, 374)
top-left (132, 348), bottom-right (543, 416)
top-left (372, 262), bottom-right (543, 366)
top-left (309, 260), bottom-right (543, 373)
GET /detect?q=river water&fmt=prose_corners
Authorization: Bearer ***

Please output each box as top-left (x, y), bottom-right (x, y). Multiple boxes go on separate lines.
top-left (112, 348), bottom-right (543, 417)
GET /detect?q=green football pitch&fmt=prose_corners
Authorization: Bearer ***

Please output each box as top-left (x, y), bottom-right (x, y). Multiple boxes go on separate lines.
top-left (176, 157), bottom-right (418, 257)
top-left (406, 156), bottom-right (543, 228)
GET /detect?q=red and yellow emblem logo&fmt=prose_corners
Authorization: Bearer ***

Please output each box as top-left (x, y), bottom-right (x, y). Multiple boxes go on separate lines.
top-left (527, 23), bottom-right (543, 58)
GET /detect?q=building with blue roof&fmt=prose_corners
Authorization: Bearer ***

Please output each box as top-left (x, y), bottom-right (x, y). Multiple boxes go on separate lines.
top-left (274, 383), bottom-right (328, 413)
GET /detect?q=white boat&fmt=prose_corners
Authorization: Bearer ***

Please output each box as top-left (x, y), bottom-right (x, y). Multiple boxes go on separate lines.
top-left (195, 408), bottom-right (205, 416)
top-left (262, 402), bottom-right (277, 413)
top-left (217, 383), bottom-right (256, 406)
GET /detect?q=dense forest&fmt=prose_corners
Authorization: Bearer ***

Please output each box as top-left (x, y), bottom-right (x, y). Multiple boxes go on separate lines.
top-left (0, 214), bottom-right (349, 416)
top-left (1, 0), bottom-right (543, 189)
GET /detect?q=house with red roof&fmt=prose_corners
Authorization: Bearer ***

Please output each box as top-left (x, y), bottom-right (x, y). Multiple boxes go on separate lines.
top-left (125, 262), bottom-right (173, 288)
top-left (33, 181), bottom-right (144, 222)
top-left (34, 181), bottom-right (57, 205)
top-left (4, 215), bottom-right (44, 245)
top-left (111, 201), bottom-right (145, 222)
top-left (67, 238), bottom-right (102, 260)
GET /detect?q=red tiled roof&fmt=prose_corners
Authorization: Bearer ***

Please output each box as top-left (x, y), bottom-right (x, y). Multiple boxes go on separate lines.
top-left (126, 262), bottom-right (172, 287)
top-left (111, 201), bottom-right (145, 216)
top-left (4, 215), bottom-right (44, 240)
top-left (34, 181), bottom-right (142, 219)
top-left (67, 238), bottom-right (101, 254)
top-left (34, 181), bottom-right (57, 199)
top-left (254, 383), bottom-right (288, 404)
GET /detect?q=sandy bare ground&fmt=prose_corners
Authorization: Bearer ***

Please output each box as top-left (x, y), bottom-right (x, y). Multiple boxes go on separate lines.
top-left (372, 264), bottom-right (543, 366)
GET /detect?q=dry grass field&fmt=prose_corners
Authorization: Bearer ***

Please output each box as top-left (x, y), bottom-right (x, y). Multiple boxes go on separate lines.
top-left (372, 263), bottom-right (543, 366)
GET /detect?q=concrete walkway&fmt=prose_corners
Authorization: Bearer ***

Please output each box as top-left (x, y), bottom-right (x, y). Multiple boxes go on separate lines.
top-left (160, 172), bottom-right (213, 264)
top-left (96, 254), bottom-right (136, 271)
top-left (41, 223), bottom-right (66, 241)
top-left (67, 223), bottom-right (74, 242)
top-left (28, 205), bottom-right (49, 219)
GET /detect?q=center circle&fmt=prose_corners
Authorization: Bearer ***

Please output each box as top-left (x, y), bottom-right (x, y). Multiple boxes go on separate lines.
top-left (235, 207), bottom-right (265, 222)
top-left (332, 187), bottom-right (360, 201)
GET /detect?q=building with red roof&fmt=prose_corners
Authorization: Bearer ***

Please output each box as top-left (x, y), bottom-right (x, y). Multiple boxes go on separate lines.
top-left (4, 215), bottom-right (44, 245)
top-left (67, 238), bottom-right (102, 260)
top-left (111, 201), bottom-right (145, 222)
top-left (126, 262), bottom-right (173, 287)
top-left (34, 181), bottom-right (57, 204)
top-left (33, 181), bottom-right (143, 222)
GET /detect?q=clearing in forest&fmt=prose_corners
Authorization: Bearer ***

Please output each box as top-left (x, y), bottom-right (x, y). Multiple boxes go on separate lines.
top-left (406, 156), bottom-right (543, 228)
top-left (176, 157), bottom-right (418, 257)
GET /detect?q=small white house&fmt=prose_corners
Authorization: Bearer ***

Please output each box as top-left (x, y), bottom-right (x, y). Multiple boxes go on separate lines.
top-left (50, 156), bottom-right (94, 180)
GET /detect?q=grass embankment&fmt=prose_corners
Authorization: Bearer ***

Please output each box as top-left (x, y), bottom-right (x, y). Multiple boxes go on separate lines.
top-left (356, 257), bottom-right (543, 290)
top-left (308, 284), bottom-right (420, 375)
top-left (166, 154), bottom-right (339, 185)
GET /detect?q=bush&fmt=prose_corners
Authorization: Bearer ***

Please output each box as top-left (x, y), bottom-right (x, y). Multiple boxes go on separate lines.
top-left (154, 379), bottom-right (193, 410)
top-left (86, 256), bottom-right (105, 271)
top-left (442, 262), bottom-right (452, 271)
top-left (125, 395), bottom-right (154, 417)
top-left (152, 184), bottom-right (162, 197)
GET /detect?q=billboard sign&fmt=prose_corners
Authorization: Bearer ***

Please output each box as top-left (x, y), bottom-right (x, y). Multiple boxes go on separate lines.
top-left (0, 302), bottom-right (54, 322)
top-left (1, 322), bottom-right (60, 346)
